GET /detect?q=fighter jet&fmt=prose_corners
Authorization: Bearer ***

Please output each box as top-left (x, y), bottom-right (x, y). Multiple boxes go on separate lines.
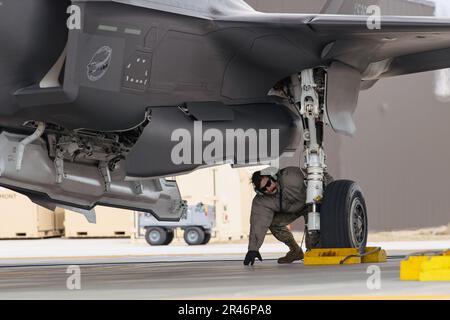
top-left (1, 0), bottom-right (450, 249)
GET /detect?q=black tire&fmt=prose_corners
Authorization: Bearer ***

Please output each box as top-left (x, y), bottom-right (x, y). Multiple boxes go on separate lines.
top-left (201, 232), bottom-right (211, 245)
top-left (184, 227), bottom-right (205, 245)
top-left (164, 230), bottom-right (174, 245)
top-left (320, 180), bottom-right (368, 252)
top-left (145, 227), bottom-right (168, 246)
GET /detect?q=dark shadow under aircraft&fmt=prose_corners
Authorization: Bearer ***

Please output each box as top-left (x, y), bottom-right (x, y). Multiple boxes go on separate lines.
top-left (1, 0), bottom-right (449, 249)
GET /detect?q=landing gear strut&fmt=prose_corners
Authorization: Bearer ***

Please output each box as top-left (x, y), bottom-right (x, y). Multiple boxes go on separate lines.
top-left (289, 68), bottom-right (368, 252)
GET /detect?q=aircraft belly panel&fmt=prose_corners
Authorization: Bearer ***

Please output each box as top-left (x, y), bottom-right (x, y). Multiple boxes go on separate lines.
top-left (125, 102), bottom-right (301, 178)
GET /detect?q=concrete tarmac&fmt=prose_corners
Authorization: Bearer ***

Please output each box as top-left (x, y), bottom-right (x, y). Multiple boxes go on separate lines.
top-left (0, 255), bottom-right (449, 300)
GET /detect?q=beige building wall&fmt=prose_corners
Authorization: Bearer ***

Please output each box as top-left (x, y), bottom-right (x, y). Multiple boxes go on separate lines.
top-left (0, 188), bottom-right (63, 239)
top-left (64, 206), bottom-right (134, 238)
top-left (176, 165), bottom-right (262, 240)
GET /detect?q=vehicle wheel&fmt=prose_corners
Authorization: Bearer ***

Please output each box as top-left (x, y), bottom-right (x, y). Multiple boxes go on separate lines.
top-left (201, 232), bottom-right (211, 245)
top-left (164, 230), bottom-right (174, 245)
top-left (145, 227), bottom-right (168, 246)
top-left (320, 180), bottom-right (368, 253)
top-left (184, 227), bottom-right (205, 245)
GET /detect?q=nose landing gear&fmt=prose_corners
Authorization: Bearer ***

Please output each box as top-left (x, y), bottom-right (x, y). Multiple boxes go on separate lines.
top-left (288, 68), bottom-right (368, 252)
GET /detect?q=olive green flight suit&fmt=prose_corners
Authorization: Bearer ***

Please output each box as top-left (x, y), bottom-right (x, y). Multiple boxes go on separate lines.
top-left (248, 167), bottom-right (333, 251)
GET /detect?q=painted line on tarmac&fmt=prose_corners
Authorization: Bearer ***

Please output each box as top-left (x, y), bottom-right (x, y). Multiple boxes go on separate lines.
top-left (0, 259), bottom-right (268, 269)
top-left (0, 255), bottom-right (405, 269)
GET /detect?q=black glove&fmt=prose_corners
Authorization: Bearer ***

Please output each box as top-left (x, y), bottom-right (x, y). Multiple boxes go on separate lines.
top-left (244, 251), bottom-right (262, 266)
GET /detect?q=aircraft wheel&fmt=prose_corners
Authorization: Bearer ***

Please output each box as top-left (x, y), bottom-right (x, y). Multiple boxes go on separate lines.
top-left (184, 227), bottom-right (205, 245)
top-left (145, 227), bottom-right (168, 246)
top-left (320, 180), bottom-right (368, 253)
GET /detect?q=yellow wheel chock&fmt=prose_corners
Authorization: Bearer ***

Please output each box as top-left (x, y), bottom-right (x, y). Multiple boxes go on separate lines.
top-left (304, 247), bottom-right (387, 266)
top-left (401, 250), bottom-right (450, 282)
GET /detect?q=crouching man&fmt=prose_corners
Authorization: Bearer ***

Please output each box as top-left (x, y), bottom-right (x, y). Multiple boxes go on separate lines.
top-left (244, 167), bottom-right (333, 266)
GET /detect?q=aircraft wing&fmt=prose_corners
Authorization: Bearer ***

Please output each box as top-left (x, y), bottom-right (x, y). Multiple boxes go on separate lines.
top-left (308, 14), bottom-right (450, 79)
top-left (212, 13), bottom-right (450, 135)
top-left (217, 13), bottom-right (450, 81)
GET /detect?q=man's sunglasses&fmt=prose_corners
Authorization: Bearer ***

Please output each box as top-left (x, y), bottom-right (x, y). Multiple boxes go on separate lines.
top-left (260, 177), bottom-right (275, 193)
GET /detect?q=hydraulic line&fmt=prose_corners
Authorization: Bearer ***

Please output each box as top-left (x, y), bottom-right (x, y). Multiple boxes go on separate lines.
top-left (16, 122), bottom-right (46, 171)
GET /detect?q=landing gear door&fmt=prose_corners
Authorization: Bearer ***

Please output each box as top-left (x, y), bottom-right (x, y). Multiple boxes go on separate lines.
top-left (325, 61), bottom-right (362, 137)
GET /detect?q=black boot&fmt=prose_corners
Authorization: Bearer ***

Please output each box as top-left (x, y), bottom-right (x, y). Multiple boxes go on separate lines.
top-left (278, 240), bottom-right (304, 264)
